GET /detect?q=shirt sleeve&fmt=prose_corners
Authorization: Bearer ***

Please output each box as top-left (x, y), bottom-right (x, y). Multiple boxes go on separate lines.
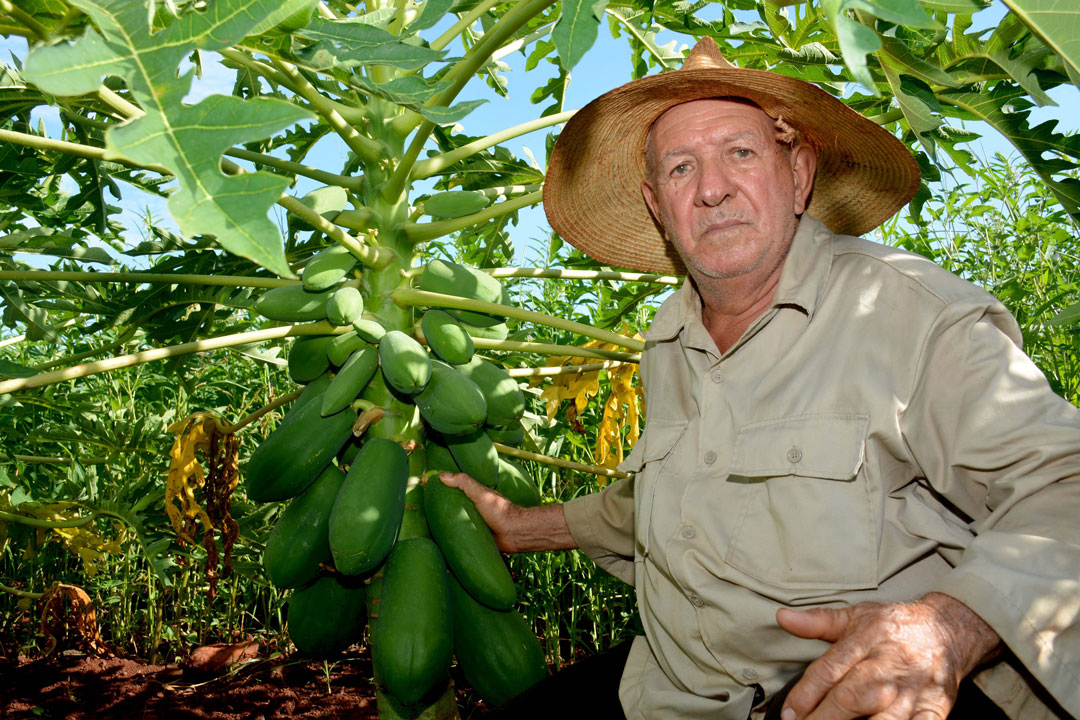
top-left (564, 477), bottom-right (637, 584)
top-left (900, 299), bottom-right (1080, 716)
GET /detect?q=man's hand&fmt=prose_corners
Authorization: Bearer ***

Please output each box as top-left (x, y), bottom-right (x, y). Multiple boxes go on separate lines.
top-left (776, 592), bottom-right (1000, 720)
top-left (435, 472), bottom-right (577, 554)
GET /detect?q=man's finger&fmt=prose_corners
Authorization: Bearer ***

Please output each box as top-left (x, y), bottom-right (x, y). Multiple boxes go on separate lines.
top-left (780, 641), bottom-right (866, 720)
top-left (777, 606), bottom-right (852, 643)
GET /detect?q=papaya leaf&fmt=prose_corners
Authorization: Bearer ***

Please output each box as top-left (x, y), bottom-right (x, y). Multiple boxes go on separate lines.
top-left (554, 0), bottom-right (610, 71)
top-left (342, 74), bottom-right (486, 124)
top-left (940, 85), bottom-right (1080, 220)
top-left (0, 283), bottom-right (57, 342)
top-left (821, 0), bottom-right (882, 90)
top-left (22, 0), bottom-right (315, 279)
top-left (937, 14), bottom-right (1055, 106)
top-left (1004, 0), bottom-right (1080, 86)
top-left (407, 0), bottom-right (456, 34)
top-left (878, 36), bottom-right (960, 88)
top-left (295, 18), bottom-right (447, 70)
top-left (0, 359), bottom-right (38, 379)
top-left (920, 0), bottom-right (991, 11)
top-left (883, 66), bottom-right (942, 157)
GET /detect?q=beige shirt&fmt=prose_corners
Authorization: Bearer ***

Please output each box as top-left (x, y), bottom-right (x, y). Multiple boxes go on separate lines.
top-left (563, 216), bottom-right (1080, 720)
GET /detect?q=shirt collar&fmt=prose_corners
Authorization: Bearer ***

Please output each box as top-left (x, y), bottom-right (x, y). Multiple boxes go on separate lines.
top-left (640, 214), bottom-right (836, 344)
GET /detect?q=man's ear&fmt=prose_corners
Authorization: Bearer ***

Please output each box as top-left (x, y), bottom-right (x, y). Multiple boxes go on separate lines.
top-left (791, 144), bottom-right (817, 216)
top-left (641, 179), bottom-right (662, 228)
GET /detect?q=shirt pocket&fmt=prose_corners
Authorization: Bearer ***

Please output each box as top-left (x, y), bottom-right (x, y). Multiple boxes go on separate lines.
top-left (624, 418), bottom-right (689, 559)
top-left (723, 413), bottom-right (877, 592)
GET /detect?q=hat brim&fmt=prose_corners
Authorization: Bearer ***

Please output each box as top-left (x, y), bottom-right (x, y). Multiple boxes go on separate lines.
top-left (544, 67), bottom-right (921, 274)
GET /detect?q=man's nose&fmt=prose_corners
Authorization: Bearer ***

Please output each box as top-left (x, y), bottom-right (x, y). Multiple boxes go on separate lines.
top-left (695, 156), bottom-right (735, 207)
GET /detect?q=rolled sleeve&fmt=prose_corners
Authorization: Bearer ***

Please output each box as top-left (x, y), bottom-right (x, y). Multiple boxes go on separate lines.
top-left (564, 477), bottom-right (636, 584)
top-left (903, 301), bottom-right (1080, 716)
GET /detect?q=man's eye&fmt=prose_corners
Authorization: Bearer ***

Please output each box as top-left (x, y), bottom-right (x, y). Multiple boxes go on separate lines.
top-left (733, 148), bottom-right (753, 159)
top-left (670, 162), bottom-right (691, 176)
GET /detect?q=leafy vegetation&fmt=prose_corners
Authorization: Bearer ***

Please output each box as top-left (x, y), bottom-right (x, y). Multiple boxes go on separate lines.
top-left (0, 0), bottom-right (1078, 716)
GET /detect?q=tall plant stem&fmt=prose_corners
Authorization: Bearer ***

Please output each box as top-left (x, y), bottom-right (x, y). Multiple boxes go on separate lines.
top-left (0, 323), bottom-right (348, 396)
top-left (0, 509), bottom-right (97, 529)
top-left (0, 128), bottom-right (168, 174)
top-left (226, 147), bottom-right (363, 191)
top-left (271, 58), bottom-right (384, 164)
top-left (175, 388), bottom-right (303, 436)
top-left (0, 582), bottom-right (44, 600)
top-left (471, 338), bottom-right (640, 362)
top-left (486, 267), bottom-right (682, 285)
top-left (405, 190), bottom-right (543, 242)
top-left (276, 195), bottom-right (390, 268)
top-left (0, 270), bottom-right (297, 289)
top-left (393, 288), bottom-right (646, 351)
top-left (493, 443), bottom-right (630, 480)
top-left (384, 0), bottom-right (558, 199)
top-left (1, 454), bottom-right (110, 464)
top-left (430, 0), bottom-right (504, 51)
top-left (411, 111), bottom-right (575, 180)
top-left (0, 333), bottom-right (26, 349)
top-left (506, 360), bottom-right (631, 377)
top-left (0, 0), bottom-right (48, 39)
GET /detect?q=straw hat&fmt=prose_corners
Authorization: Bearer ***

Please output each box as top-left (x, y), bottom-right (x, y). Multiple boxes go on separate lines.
top-left (543, 37), bottom-right (921, 274)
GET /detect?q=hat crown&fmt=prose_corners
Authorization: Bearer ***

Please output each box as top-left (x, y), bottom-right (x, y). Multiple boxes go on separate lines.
top-left (681, 36), bottom-right (735, 71)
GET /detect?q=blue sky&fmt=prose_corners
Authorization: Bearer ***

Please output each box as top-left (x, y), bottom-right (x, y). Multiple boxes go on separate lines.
top-left (2, 1), bottom-right (1077, 266)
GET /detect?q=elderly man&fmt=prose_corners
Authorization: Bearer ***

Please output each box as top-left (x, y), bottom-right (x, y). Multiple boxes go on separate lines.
top-left (441, 38), bottom-right (1080, 720)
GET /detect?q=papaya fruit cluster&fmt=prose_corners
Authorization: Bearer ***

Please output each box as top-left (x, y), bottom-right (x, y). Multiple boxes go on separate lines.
top-left (246, 256), bottom-right (547, 710)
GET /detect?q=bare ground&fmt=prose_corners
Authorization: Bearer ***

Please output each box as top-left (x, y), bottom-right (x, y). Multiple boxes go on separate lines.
top-left (0, 645), bottom-right (478, 720)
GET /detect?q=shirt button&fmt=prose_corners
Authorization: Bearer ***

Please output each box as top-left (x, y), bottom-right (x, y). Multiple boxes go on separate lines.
top-left (689, 594), bottom-right (704, 608)
top-left (741, 668), bottom-right (759, 682)
top-left (786, 446), bottom-right (803, 463)
top-left (704, 451), bottom-right (717, 465)
top-left (681, 525), bottom-right (696, 539)
top-left (710, 369), bottom-right (723, 383)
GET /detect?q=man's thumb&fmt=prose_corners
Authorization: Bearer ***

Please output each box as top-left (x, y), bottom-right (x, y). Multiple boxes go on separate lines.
top-left (776, 606), bottom-right (851, 643)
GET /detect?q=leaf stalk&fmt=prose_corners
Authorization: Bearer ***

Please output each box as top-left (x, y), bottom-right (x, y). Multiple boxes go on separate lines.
top-left (493, 443), bottom-right (630, 479)
top-left (404, 190), bottom-right (543, 242)
top-left (392, 288), bottom-right (646, 351)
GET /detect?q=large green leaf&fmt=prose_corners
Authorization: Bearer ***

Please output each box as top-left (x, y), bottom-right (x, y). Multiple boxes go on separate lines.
top-left (554, 0), bottom-right (610, 71)
top-left (296, 18), bottom-right (447, 70)
top-left (22, 0), bottom-right (314, 279)
top-left (940, 84), bottom-right (1080, 219)
top-left (1004, 0), bottom-right (1080, 86)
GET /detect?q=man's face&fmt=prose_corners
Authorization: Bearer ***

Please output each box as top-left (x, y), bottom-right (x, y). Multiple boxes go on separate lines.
top-left (641, 99), bottom-right (815, 282)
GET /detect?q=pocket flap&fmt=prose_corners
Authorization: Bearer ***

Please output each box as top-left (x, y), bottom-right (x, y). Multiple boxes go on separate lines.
top-left (731, 413), bottom-right (868, 480)
top-left (617, 418), bottom-right (689, 474)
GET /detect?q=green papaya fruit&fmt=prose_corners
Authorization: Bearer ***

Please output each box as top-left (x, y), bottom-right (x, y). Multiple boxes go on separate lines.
top-left (423, 190), bottom-right (489, 219)
top-left (461, 320), bottom-right (508, 341)
top-left (352, 317), bottom-right (387, 343)
top-left (421, 309), bottom-right (474, 365)
top-left (327, 330), bottom-right (367, 367)
top-left (446, 429), bottom-right (498, 488)
top-left (302, 244), bottom-right (357, 291)
top-left (288, 575), bottom-right (367, 657)
top-left (448, 575), bottom-right (546, 707)
top-left (424, 475), bottom-right (515, 610)
top-left (486, 421), bottom-right (525, 447)
top-left (418, 259), bottom-right (506, 326)
top-left (263, 464), bottom-right (345, 588)
top-left (414, 360), bottom-right (486, 436)
top-left (379, 330), bottom-right (432, 395)
top-left (458, 356), bottom-right (525, 426)
top-left (326, 286), bottom-right (364, 326)
top-left (424, 435), bottom-right (460, 474)
top-left (245, 394), bottom-right (356, 503)
top-left (329, 438), bottom-right (409, 575)
top-left (371, 537), bottom-right (453, 706)
top-left (288, 335), bottom-right (334, 384)
top-left (255, 284), bottom-right (333, 322)
top-left (495, 458), bottom-right (540, 508)
top-left (321, 345), bottom-right (378, 416)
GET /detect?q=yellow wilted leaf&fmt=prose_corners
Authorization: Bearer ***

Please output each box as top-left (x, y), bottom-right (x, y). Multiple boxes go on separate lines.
top-left (165, 417), bottom-right (215, 545)
top-left (26, 502), bottom-right (123, 577)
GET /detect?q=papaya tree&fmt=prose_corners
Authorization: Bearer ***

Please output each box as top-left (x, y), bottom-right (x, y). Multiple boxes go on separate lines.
top-left (1, 0), bottom-right (1078, 717)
